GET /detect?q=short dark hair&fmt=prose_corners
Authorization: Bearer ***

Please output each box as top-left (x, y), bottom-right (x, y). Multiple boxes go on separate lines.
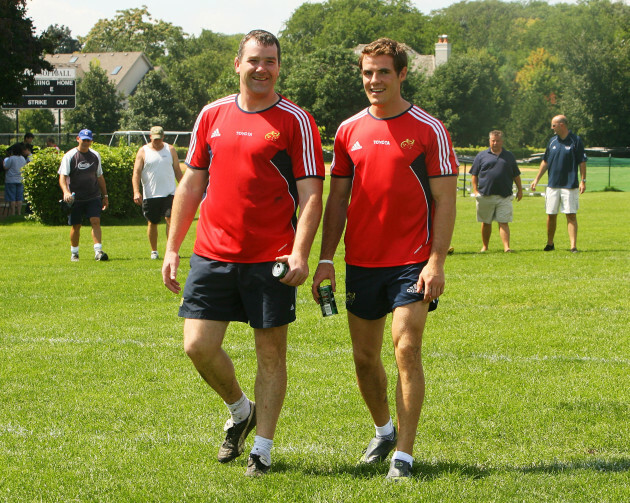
top-left (24, 132), bottom-right (34, 140)
top-left (237, 30), bottom-right (281, 64)
top-left (359, 38), bottom-right (409, 75)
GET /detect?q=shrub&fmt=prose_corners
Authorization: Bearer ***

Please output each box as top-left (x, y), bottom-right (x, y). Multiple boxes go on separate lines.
top-left (23, 143), bottom-right (141, 225)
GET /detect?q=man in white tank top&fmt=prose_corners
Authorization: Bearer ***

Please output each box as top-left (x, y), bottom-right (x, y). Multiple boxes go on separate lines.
top-left (132, 126), bottom-right (183, 259)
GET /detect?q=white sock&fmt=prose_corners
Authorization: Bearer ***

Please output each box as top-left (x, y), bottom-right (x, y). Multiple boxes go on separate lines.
top-left (251, 435), bottom-right (273, 466)
top-left (225, 393), bottom-right (250, 424)
top-left (94, 243), bottom-right (103, 253)
top-left (392, 450), bottom-right (414, 466)
top-left (71, 246), bottom-right (79, 254)
top-left (375, 417), bottom-right (395, 439)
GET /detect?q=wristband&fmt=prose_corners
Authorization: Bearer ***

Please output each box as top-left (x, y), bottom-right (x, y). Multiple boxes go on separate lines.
top-left (318, 259), bottom-right (334, 265)
top-left (581, 179), bottom-right (586, 182)
top-left (102, 195), bottom-right (108, 198)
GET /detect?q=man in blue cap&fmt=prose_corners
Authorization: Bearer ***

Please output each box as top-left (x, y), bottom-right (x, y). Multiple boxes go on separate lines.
top-left (58, 129), bottom-right (110, 262)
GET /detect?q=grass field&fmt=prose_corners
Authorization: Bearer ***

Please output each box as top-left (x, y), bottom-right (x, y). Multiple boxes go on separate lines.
top-left (1, 190), bottom-right (629, 502)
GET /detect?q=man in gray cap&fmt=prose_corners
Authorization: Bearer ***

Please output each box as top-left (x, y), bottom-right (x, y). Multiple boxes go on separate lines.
top-left (132, 126), bottom-right (182, 259)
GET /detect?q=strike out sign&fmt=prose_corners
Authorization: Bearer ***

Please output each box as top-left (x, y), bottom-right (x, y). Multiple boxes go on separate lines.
top-left (2, 68), bottom-right (77, 109)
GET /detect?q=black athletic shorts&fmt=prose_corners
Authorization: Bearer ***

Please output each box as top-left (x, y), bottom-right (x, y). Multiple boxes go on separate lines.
top-left (345, 262), bottom-right (438, 320)
top-left (68, 197), bottom-right (102, 225)
top-left (142, 195), bottom-right (174, 224)
top-left (178, 254), bottom-right (297, 329)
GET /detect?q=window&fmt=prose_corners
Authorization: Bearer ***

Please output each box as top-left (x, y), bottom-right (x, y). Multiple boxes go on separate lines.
top-left (69, 56), bottom-right (78, 63)
top-left (111, 66), bottom-right (122, 75)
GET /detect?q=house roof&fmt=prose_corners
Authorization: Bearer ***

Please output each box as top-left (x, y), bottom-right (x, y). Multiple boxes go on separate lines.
top-left (44, 52), bottom-right (154, 95)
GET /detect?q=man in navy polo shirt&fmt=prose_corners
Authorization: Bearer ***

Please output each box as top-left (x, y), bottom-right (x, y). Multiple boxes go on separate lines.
top-left (471, 130), bottom-right (522, 252)
top-left (530, 115), bottom-right (587, 253)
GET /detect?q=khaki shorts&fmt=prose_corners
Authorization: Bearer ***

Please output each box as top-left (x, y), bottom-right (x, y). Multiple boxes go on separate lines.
top-left (545, 187), bottom-right (579, 214)
top-left (475, 194), bottom-right (513, 224)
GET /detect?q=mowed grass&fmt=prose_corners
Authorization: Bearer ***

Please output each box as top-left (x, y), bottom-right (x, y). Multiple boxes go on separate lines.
top-left (1, 189), bottom-right (629, 502)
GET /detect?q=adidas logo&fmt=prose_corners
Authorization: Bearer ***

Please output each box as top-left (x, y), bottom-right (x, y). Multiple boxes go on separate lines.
top-left (211, 128), bottom-right (221, 138)
top-left (406, 285), bottom-right (418, 293)
top-left (351, 141), bottom-right (362, 151)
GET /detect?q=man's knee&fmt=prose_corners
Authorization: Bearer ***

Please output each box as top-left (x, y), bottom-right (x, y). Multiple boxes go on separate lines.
top-left (89, 217), bottom-right (101, 227)
top-left (183, 321), bottom-right (225, 362)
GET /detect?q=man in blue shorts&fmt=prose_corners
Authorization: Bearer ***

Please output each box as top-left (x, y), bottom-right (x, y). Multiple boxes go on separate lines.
top-left (162, 30), bottom-right (324, 477)
top-left (312, 38), bottom-right (458, 480)
top-left (530, 115), bottom-right (587, 252)
top-left (58, 129), bottom-right (109, 262)
top-left (470, 130), bottom-right (523, 252)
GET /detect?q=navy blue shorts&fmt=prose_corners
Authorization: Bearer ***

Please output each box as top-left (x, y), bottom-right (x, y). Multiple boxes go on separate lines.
top-left (345, 262), bottom-right (438, 320)
top-left (179, 254), bottom-right (297, 329)
top-left (142, 195), bottom-right (174, 224)
top-left (68, 197), bottom-right (102, 225)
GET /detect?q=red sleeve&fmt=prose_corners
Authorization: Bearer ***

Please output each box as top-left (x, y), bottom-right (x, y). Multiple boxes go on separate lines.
top-left (424, 120), bottom-right (459, 177)
top-left (185, 106), bottom-right (211, 169)
top-left (284, 103), bottom-right (325, 180)
top-left (330, 126), bottom-right (353, 177)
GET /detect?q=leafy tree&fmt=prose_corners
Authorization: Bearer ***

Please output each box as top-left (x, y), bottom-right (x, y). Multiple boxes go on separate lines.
top-left (280, 46), bottom-right (365, 140)
top-left (18, 109), bottom-right (56, 134)
top-left (0, 0), bottom-right (52, 105)
top-left (281, 0), bottom-right (432, 55)
top-left (40, 24), bottom-right (81, 53)
top-left (507, 48), bottom-right (560, 147)
top-left (64, 60), bottom-right (122, 135)
top-left (0, 112), bottom-right (15, 133)
top-left (120, 71), bottom-right (189, 131)
top-left (80, 6), bottom-right (185, 63)
top-left (422, 52), bottom-right (509, 147)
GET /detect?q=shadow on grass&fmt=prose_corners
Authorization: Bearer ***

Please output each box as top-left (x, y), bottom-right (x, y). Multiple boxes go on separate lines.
top-left (271, 459), bottom-right (491, 481)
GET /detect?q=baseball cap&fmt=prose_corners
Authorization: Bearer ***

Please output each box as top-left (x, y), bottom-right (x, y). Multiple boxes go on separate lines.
top-left (150, 126), bottom-right (164, 139)
top-left (78, 129), bottom-right (93, 140)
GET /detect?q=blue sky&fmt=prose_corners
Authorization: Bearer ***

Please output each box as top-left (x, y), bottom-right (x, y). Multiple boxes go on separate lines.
top-left (26, 0), bottom-right (578, 39)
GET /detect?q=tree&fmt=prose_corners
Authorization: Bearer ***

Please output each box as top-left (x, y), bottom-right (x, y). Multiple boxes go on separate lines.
top-left (80, 6), bottom-right (185, 63)
top-left (64, 60), bottom-right (122, 135)
top-left (0, 0), bottom-right (52, 105)
top-left (19, 109), bottom-right (56, 134)
top-left (40, 24), bottom-right (81, 54)
top-left (422, 52), bottom-right (509, 147)
top-left (280, 46), bottom-right (366, 141)
top-left (281, 0), bottom-right (432, 55)
top-left (120, 71), bottom-right (189, 131)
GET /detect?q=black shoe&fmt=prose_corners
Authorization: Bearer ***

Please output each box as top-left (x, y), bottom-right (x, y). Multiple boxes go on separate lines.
top-left (570, 248), bottom-right (579, 253)
top-left (244, 454), bottom-right (270, 477)
top-left (361, 428), bottom-right (397, 464)
top-left (217, 401), bottom-right (256, 463)
top-left (95, 250), bottom-right (109, 261)
top-left (543, 244), bottom-right (555, 251)
top-left (386, 458), bottom-right (412, 480)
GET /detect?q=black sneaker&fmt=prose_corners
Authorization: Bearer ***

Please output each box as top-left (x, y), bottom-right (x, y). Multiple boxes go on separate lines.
top-left (244, 454), bottom-right (270, 477)
top-left (217, 401), bottom-right (256, 463)
top-left (361, 428), bottom-right (397, 464)
top-left (95, 250), bottom-right (109, 261)
top-left (543, 244), bottom-right (555, 251)
top-left (570, 248), bottom-right (579, 253)
top-left (386, 458), bottom-right (412, 480)
top-left (71, 253), bottom-right (79, 262)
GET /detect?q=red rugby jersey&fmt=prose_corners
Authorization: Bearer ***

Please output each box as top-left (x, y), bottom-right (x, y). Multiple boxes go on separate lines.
top-left (186, 94), bottom-right (324, 263)
top-left (331, 105), bottom-right (458, 267)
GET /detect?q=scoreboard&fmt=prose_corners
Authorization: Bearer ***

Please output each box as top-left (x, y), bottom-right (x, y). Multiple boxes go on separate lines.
top-left (2, 68), bottom-right (76, 109)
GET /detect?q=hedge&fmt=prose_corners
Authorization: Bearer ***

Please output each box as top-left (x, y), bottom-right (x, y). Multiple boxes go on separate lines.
top-left (22, 143), bottom-right (142, 225)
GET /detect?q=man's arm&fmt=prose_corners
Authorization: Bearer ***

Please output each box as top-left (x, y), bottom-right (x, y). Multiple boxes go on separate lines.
top-left (169, 145), bottom-right (183, 183)
top-left (275, 177), bottom-right (323, 287)
top-left (471, 174), bottom-right (480, 196)
top-left (514, 175), bottom-right (523, 201)
top-left (59, 174), bottom-right (73, 202)
top-left (162, 168), bottom-right (209, 293)
top-left (311, 176), bottom-right (352, 301)
top-left (132, 148), bottom-right (144, 205)
top-left (530, 160), bottom-right (548, 191)
top-left (97, 175), bottom-right (109, 210)
top-left (417, 176), bottom-right (457, 303)
top-left (579, 161), bottom-right (586, 194)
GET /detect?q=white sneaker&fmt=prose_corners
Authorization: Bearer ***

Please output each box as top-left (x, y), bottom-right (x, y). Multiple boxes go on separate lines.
top-left (150, 251), bottom-right (159, 260)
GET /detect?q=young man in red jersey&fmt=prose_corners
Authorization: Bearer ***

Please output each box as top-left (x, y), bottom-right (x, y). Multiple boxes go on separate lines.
top-left (312, 38), bottom-right (458, 480)
top-left (162, 30), bottom-right (324, 477)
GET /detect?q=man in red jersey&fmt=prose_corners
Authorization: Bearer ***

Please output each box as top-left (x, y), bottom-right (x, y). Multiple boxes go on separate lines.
top-left (162, 30), bottom-right (324, 477)
top-left (312, 38), bottom-right (458, 480)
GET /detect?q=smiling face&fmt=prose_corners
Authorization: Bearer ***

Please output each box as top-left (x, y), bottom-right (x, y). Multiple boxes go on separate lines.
top-left (235, 39), bottom-right (280, 103)
top-left (361, 54), bottom-right (408, 118)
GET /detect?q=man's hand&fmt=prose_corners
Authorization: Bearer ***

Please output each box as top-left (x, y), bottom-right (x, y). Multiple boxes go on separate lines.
top-left (311, 262), bottom-right (335, 303)
top-left (275, 254), bottom-right (308, 287)
top-left (417, 261), bottom-right (445, 304)
top-left (162, 250), bottom-right (181, 294)
top-left (102, 197), bottom-right (109, 210)
top-left (133, 191), bottom-right (143, 205)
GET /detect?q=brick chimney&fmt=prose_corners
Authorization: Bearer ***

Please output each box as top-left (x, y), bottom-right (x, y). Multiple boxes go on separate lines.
top-left (435, 34), bottom-right (451, 67)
